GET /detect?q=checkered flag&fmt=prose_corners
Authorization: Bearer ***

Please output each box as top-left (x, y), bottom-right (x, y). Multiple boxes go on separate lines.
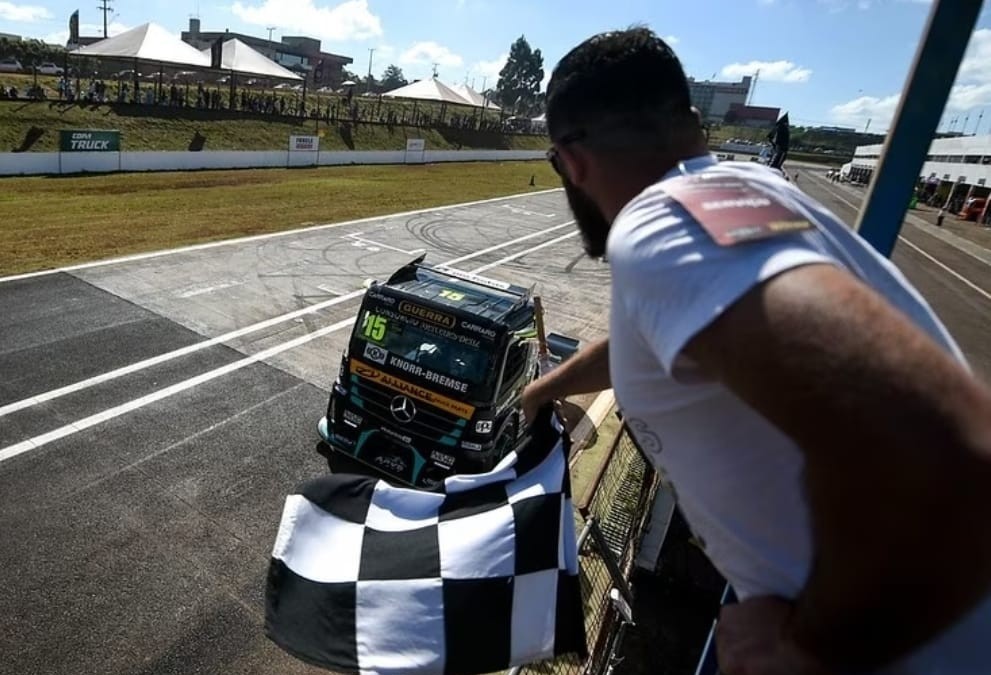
top-left (265, 406), bottom-right (587, 674)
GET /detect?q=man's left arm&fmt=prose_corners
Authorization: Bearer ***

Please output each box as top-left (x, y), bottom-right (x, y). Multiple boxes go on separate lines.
top-left (681, 262), bottom-right (991, 673)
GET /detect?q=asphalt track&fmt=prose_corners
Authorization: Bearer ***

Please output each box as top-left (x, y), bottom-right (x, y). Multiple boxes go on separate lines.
top-left (1, 171), bottom-right (990, 675)
top-left (0, 188), bottom-right (608, 675)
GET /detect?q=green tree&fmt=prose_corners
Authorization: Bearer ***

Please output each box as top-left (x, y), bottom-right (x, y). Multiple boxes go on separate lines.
top-left (495, 35), bottom-right (544, 116)
top-left (379, 64), bottom-right (407, 91)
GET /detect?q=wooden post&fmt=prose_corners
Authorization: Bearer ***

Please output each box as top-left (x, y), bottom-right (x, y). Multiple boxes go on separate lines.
top-left (533, 295), bottom-right (548, 357)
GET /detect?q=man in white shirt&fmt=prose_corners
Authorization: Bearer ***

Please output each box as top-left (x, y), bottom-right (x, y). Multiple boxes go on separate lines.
top-left (523, 27), bottom-right (991, 674)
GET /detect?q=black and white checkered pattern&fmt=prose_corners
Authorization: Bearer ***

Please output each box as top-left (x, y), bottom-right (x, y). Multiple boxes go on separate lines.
top-left (265, 407), bottom-right (586, 675)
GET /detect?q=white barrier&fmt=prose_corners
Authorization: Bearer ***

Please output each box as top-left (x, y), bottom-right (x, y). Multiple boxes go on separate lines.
top-left (0, 149), bottom-right (545, 177)
top-left (0, 153), bottom-right (60, 175)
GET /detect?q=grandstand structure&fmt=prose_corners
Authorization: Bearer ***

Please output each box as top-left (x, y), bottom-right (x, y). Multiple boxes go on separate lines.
top-left (180, 18), bottom-right (352, 88)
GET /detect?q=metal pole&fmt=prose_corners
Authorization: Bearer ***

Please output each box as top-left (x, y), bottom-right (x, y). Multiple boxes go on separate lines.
top-left (855, 0), bottom-right (982, 258)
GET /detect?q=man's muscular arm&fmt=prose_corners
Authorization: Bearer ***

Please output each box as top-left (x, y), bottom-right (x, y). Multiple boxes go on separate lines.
top-left (684, 263), bottom-right (991, 671)
top-left (521, 337), bottom-right (611, 424)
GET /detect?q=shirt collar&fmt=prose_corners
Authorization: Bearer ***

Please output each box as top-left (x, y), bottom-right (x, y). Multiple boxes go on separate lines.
top-left (661, 152), bottom-right (719, 181)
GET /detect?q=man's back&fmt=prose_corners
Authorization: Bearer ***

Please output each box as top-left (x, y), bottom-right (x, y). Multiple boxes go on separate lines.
top-left (606, 154), bottom-right (990, 673)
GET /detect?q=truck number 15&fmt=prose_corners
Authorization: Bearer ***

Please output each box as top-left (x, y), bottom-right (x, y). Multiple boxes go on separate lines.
top-left (361, 311), bottom-right (387, 342)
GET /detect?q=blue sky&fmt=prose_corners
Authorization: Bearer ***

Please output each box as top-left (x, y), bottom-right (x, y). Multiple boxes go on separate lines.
top-left (2, 0), bottom-right (989, 134)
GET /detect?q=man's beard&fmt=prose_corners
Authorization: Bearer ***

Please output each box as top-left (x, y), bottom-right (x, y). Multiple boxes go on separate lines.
top-left (563, 178), bottom-right (611, 259)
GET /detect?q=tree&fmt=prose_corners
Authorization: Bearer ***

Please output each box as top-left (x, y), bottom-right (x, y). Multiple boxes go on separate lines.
top-left (380, 64), bottom-right (407, 91)
top-left (341, 68), bottom-right (361, 84)
top-left (495, 35), bottom-right (544, 116)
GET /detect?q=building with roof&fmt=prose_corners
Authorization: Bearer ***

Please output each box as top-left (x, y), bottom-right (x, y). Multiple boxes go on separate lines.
top-left (688, 75), bottom-right (752, 123)
top-left (180, 19), bottom-right (352, 87)
top-left (851, 134), bottom-right (991, 221)
top-left (724, 103), bottom-right (780, 128)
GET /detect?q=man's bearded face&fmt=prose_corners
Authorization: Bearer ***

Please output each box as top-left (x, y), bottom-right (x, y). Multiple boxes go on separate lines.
top-left (563, 176), bottom-right (611, 259)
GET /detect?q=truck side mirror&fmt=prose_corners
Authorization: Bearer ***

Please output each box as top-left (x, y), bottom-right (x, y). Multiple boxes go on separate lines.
top-left (546, 333), bottom-right (580, 362)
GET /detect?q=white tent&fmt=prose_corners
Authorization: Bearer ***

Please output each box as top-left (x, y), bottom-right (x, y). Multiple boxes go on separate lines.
top-left (451, 83), bottom-right (500, 110)
top-left (199, 38), bottom-right (302, 80)
top-left (382, 78), bottom-right (472, 106)
top-left (71, 22), bottom-right (210, 68)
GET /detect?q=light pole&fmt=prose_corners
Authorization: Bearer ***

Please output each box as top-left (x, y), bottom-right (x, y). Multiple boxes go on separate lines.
top-left (367, 48), bottom-right (375, 94)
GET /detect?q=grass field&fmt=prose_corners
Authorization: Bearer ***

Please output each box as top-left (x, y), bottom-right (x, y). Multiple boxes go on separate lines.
top-left (0, 160), bottom-right (560, 275)
top-left (0, 98), bottom-right (547, 153)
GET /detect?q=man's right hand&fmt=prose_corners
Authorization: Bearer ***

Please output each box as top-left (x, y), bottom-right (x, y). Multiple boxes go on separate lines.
top-left (521, 380), bottom-right (552, 430)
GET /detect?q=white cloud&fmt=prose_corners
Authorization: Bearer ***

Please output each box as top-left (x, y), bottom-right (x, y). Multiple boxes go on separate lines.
top-left (829, 27), bottom-right (991, 132)
top-left (231, 0), bottom-right (382, 42)
top-left (0, 1), bottom-right (51, 22)
top-left (472, 52), bottom-right (507, 81)
top-left (958, 28), bottom-right (991, 85)
top-left (720, 59), bottom-right (812, 83)
top-left (663, 34), bottom-right (679, 46)
top-left (399, 41), bottom-right (463, 70)
top-left (42, 21), bottom-right (130, 46)
top-left (829, 94), bottom-right (900, 130)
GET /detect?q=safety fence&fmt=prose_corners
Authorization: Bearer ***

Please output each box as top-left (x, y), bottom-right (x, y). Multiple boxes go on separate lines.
top-left (509, 422), bottom-right (659, 675)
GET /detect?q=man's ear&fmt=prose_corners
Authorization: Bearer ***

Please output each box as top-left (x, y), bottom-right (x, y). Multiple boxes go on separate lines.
top-left (558, 144), bottom-right (590, 186)
top-left (691, 106), bottom-right (703, 126)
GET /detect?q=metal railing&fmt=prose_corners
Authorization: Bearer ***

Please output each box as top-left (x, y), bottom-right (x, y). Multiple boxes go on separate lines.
top-left (509, 423), bottom-right (659, 675)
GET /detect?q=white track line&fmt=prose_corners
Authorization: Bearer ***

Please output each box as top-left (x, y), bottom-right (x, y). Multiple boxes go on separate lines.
top-left (898, 238), bottom-right (991, 302)
top-left (0, 317), bottom-right (352, 463)
top-left (471, 231), bottom-right (579, 273)
top-left (808, 173), bottom-right (991, 301)
top-left (0, 222), bottom-right (582, 463)
top-left (0, 187), bottom-right (563, 284)
top-left (0, 220), bottom-right (574, 420)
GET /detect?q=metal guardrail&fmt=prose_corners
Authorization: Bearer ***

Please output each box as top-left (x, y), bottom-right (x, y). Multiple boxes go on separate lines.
top-left (509, 423), bottom-right (658, 675)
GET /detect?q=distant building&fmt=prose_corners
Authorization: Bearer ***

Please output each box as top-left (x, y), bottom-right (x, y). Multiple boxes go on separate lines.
top-left (815, 125), bottom-right (857, 134)
top-left (724, 103), bottom-right (780, 128)
top-left (851, 135), bottom-right (991, 223)
top-left (181, 19), bottom-right (353, 86)
top-left (0, 32), bottom-right (22, 41)
top-left (688, 75), bottom-right (752, 123)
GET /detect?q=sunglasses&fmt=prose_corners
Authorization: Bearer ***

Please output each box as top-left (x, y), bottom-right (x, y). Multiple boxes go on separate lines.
top-left (546, 129), bottom-right (586, 177)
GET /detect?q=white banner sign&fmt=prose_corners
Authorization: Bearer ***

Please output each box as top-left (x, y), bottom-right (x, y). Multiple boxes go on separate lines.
top-left (289, 135), bottom-right (319, 152)
top-left (406, 138), bottom-right (426, 152)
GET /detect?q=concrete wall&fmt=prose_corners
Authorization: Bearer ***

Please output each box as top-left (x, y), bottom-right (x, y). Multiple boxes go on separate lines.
top-left (0, 149), bottom-right (545, 177)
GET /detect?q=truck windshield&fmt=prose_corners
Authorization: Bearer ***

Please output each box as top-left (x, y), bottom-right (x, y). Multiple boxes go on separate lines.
top-left (357, 307), bottom-right (496, 398)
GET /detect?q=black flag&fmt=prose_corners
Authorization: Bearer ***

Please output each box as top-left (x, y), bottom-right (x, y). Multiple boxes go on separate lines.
top-left (68, 10), bottom-right (79, 45)
top-left (767, 112), bottom-right (790, 170)
top-left (210, 36), bottom-right (225, 70)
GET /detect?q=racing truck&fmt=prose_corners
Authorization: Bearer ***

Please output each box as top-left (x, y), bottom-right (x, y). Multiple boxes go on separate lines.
top-left (317, 255), bottom-right (578, 489)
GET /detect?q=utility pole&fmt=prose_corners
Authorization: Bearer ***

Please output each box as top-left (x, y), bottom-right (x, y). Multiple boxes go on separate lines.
top-left (746, 69), bottom-right (759, 106)
top-left (266, 26), bottom-right (276, 42)
top-left (366, 47), bottom-right (374, 93)
top-left (97, 0), bottom-right (113, 38)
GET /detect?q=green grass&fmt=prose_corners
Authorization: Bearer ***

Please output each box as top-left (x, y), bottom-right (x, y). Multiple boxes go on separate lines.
top-left (0, 160), bottom-right (561, 275)
top-left (0, 74), bottom-right (546, 153)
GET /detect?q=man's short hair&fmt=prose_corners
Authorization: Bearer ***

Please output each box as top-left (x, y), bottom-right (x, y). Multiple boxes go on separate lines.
top-left (546, 27), bottom-right (698, 152)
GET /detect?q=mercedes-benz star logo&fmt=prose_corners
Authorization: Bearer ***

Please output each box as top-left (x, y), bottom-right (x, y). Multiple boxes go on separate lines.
top-left (390, 396), bottom-right (416, 423)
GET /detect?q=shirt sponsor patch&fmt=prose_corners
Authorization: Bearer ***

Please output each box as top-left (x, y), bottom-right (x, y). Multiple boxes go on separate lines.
top-left (663, 173), bottom-right (812, 246)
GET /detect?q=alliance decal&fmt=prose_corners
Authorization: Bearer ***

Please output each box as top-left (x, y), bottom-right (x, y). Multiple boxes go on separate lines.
top-left (350, 359), bottom-right (476, 419)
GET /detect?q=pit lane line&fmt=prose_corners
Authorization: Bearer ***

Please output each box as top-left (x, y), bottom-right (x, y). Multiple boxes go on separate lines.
top-left (0, 220), bottom-right (575, 420)
top-left (0, 229), bottom-right (581, 464)
top-left (0, 187), bottom-right (564, 284)
top-left (806, 173), bottom-right (991, 303)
